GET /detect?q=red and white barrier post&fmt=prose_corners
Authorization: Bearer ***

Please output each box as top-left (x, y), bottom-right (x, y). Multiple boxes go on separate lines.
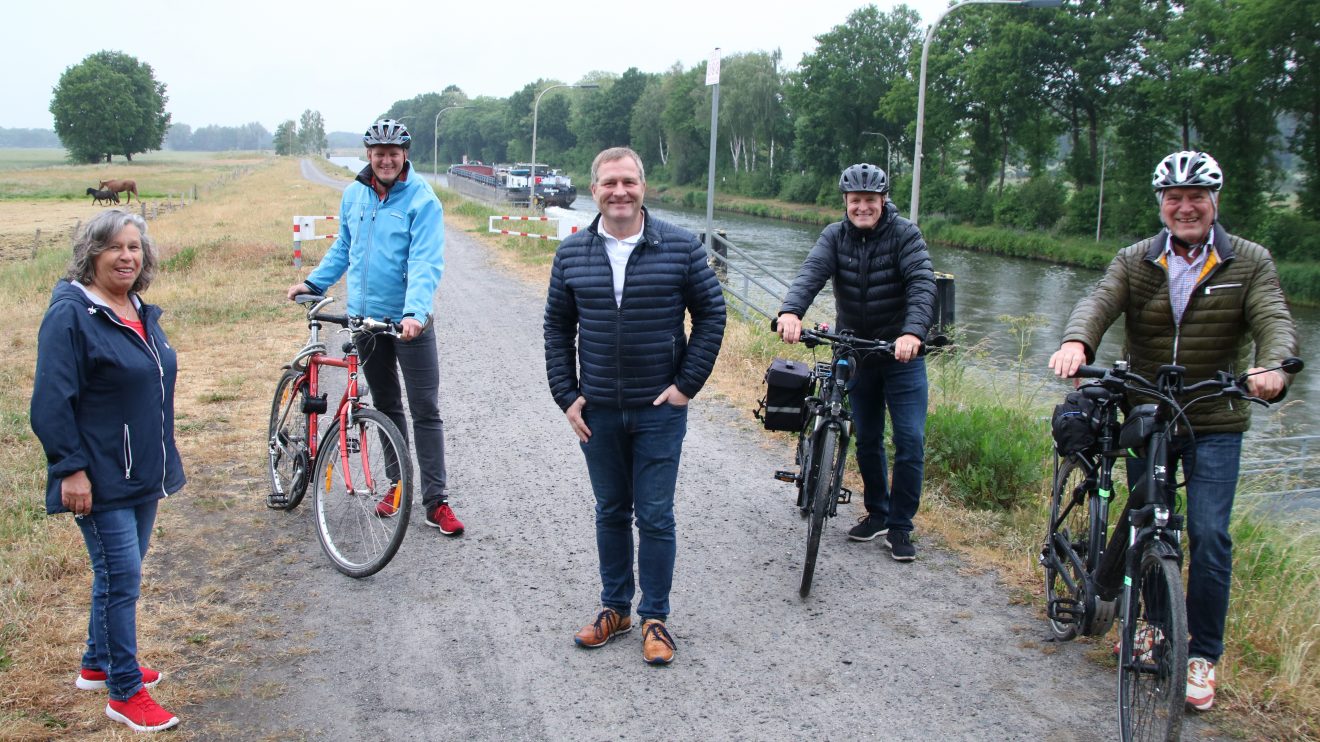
top-left (292, 215), bottom-right (338, 268)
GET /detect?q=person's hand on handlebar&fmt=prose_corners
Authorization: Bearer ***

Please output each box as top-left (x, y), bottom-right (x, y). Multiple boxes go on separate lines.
top-left (776, 313), bottom-right (804, 344)
top-left (1246, 367), bottom-right (1286, 401)
top-left (286, 282), bottom-right (311, 301)
top-left (894, 334), bottom-right (922, 363)
top-left (400, 317), bottom-right (423, 341)
top-left (1049, 341), bottom-right (1088, 379)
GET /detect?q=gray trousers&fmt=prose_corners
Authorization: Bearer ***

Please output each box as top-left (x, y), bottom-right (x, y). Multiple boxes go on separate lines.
top-left (355, 323), bottom-right (448, 509)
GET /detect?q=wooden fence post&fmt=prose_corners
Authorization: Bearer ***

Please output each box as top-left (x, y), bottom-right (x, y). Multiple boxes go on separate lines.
top-left (32, 229), bottom-right (41, 260)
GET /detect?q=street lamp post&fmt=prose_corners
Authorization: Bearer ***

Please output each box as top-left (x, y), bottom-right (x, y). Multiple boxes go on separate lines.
top-left (909, 0), bottom-right (1062, 225)
top-left (531, 83), bottom-right (598, 207)
top-left (433, 105), bottom-right (468, 183)
top-left (861, 130), bottom-right (893, 178)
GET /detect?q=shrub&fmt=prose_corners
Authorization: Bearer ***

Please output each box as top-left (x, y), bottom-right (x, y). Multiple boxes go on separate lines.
top-left (925, 402), bottom-right (1052, 510)
top-left (778, 173), bottom-right (822, 204)
top-left (1250, 210), bottom-right (1320, 263)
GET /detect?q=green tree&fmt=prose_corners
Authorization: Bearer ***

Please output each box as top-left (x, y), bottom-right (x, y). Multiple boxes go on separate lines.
top-left (575, 68), bottom-right (651, 154)
top-left (298, 110), bottom-right (328, 156)
top-left (50, 51), bottom-right (170, 162)
top-left (273, 120), bottom-right (299, 156)
top-left (787, 5), bottom-right (922, 181)
top-left (629, 77), bottom-right (668, 172)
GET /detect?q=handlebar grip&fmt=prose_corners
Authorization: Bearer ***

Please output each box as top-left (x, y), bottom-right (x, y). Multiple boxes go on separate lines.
top-left (294, 293), bottom-right (324, 304)
top-left (770, 317), bottom-right (779, 332)
top-left (1074, 364), bottom-right (1109, 379)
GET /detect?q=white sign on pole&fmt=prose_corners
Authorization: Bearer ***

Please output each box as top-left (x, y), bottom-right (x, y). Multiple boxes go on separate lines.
top-left (706, 48), bottom-right (721, 86)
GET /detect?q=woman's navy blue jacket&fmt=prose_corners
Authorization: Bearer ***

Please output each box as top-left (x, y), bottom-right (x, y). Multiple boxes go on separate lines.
top-left (544, 209), bottom-right (727, 411)
top-left (31, 281), bottom-right (185, 514)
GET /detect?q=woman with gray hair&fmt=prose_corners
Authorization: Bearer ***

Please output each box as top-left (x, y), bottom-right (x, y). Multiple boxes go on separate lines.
top-left (30, 209), bottom-right (185, 732)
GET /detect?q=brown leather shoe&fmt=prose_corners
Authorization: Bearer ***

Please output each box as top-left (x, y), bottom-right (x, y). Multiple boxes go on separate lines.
top-left (574, 608), bottom-right (632, 648)
top-left (641, 619), bottom-right (675, 665)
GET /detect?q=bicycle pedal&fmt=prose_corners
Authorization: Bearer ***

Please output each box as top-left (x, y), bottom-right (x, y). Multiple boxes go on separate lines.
top-left (773, 470), bottom-right (798, 483)
top-left (836, 487), bottom-right (852, 504)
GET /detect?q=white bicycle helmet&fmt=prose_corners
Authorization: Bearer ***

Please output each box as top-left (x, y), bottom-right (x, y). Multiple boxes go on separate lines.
top-left (1152, 151), bottom-right (1222, 193)
top-left (364, 119), bottom-right (411, 149)
top-left (839, 163), bottom-right (890, 194)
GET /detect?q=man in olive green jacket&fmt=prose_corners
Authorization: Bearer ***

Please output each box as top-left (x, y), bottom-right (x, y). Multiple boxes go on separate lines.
top-left (1049, 151), bottom-right (1298, 713)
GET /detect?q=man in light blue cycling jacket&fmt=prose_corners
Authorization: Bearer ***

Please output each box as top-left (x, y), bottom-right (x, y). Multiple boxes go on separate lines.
top-left (286, 118), bottom-right (463, 535)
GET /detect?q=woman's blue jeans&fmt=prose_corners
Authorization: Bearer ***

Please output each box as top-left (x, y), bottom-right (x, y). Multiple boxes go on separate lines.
top-left (579, 402), bottom-right (688, 621)
top-left (1128, 432), bottom-right (1242, 664)
top-left (76, 499), bottom-right (158, 701)
top-left (847, 355), bottom-right (929, 533)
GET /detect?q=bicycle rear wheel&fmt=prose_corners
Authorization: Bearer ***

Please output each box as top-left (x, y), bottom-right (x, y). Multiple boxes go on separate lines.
top-left (267, 369), bottom-right (310, 510)
top-left (1044, 455), bottom-right (1104, 640)
top-left (311, 408), bottom-right (413, 578)
top-left (1118, 547), bottom-right (1187, 742)
top-left (800, 425), bottom-right (842, 598)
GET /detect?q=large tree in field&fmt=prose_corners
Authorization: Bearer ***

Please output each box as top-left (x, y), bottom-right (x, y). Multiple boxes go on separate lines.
top-left (50, 51), bottom-right (170, 163)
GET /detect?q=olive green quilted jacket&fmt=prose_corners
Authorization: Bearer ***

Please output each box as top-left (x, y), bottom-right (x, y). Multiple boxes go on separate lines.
top-left (1062, 224), bottom-right (1298, 433)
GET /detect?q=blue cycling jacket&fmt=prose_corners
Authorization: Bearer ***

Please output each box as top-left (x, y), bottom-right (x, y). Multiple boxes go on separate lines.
top-left (305, 161), bottom-right (444, 322)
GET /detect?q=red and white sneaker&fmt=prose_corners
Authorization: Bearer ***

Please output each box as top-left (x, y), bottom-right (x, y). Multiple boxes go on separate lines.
top-left (77, 666), bottom-right (162, 691)
top-left (1186, 657), bottom-right (1216, 711)
top-left (426, 503), bottom-right (464, 535)
top-left (105, 687), bottom-right (179, 732)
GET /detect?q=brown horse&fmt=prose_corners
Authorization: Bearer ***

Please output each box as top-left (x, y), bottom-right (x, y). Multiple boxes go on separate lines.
top-left (98, 179), bottom-right (139, 203)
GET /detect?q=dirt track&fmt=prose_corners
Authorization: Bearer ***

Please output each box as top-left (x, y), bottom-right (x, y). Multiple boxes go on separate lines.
top-left (193, 162), bottom-right (1220, 740)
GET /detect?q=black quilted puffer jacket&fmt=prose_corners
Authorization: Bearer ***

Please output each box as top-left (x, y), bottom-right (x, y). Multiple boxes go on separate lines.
top-left (544, 209), bottom-right (727, 411)
top-left (779, 200), bottom-right (937, 341)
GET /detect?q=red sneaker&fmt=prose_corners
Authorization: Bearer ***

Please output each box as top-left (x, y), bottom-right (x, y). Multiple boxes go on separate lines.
top-left (76, 666), bottom-right (162, 691)
top-left (105, 687), bottom-right (179, 732)
top-left (426, 502), bottom-right (464, 535)
top-left (374, 481), bottom-right (403, 517)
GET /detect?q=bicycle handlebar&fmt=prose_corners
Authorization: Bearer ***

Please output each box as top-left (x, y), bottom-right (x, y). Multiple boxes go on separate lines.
top-left (1073, 357), bottom-right (1304, 411)
top-left (292, 294), bottom-right (403, 336)
top-left (769, 317), bottom-right (948, 357)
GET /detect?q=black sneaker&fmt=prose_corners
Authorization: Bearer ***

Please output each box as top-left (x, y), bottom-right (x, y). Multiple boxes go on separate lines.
top-left (884, 530), bottom-right (917, 561)
top-left (847, 516), bottom-right (888, 542)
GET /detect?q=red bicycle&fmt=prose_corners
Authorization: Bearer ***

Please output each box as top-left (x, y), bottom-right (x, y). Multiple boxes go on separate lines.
top-left (266, 294), bottom-right (413, 577)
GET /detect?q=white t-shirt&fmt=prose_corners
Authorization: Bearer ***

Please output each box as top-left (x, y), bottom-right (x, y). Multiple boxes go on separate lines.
top-left (601, 226), bottom-right (644, 307)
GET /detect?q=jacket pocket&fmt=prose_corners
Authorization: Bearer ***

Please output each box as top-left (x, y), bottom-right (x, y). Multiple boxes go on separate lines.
top-left (122, 424), bottom-right (133, 479)
top-left (1204, 283), bottom-right (1242, 295)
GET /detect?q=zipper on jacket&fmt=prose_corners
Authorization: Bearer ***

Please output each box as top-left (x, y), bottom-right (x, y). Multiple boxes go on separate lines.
top-left (123, 424), bottom-right (133, 479)
top-left (361, 199), bottom-right (380, 319)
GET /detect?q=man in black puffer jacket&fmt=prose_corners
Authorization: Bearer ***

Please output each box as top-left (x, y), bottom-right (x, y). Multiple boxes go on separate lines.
top-left (778, 164), bottom-right (937, 561)
top-left (544, 147), bottom-right (725, 666)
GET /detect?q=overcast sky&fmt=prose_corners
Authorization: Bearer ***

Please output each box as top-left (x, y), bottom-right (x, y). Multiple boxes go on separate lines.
top-left (3, 0), bottom-right (952, 135)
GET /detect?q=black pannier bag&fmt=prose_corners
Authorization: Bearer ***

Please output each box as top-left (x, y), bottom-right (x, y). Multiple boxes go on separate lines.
top-left (756, 357), bottom-right (813, 432)
top-left (1051, 388), bottom-right (1102, 455)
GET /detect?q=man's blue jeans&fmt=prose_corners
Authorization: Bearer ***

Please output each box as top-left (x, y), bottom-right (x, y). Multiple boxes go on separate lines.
top-left (847, 355), bottom-right (929, 533)
top-left (1128, 432), bottom-right (1241, 664)
top-left (579, 402), bottom-right (688, 621)
top-left (356, 323), bottom-right (448, 510)
top-left (76, 499), bottom-right (158, 701)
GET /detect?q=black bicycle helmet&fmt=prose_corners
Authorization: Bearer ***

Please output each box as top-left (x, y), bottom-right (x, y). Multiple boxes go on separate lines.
top-left (839, 163), bottom-right (889, 194)
top-left (364, 119), bottom-right (411, 149)
top-left (1152, 151), bottom-right (1222, 192)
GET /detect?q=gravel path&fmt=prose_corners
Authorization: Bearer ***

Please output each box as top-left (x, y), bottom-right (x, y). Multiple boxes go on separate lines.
top-left (203, 164), bottom-right (1219, 740)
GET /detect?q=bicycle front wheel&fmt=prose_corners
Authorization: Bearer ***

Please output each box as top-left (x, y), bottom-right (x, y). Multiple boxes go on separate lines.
top-left (1118, 548), bottom-right (1187, 742)
top-left (800, 425), bottom-right (842, 598)
top-left (311, 408), bottom-right (413, 578)
top-left (267, 369), bottom-right (310, 510)
top-left (1044, 455), bottom-right (1103, 640)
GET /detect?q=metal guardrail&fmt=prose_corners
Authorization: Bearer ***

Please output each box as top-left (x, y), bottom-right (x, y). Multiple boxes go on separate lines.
top-left (1239, 434), bottom-right (1320, 500)
top-left (701, 231), bottom-right (792, 321)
